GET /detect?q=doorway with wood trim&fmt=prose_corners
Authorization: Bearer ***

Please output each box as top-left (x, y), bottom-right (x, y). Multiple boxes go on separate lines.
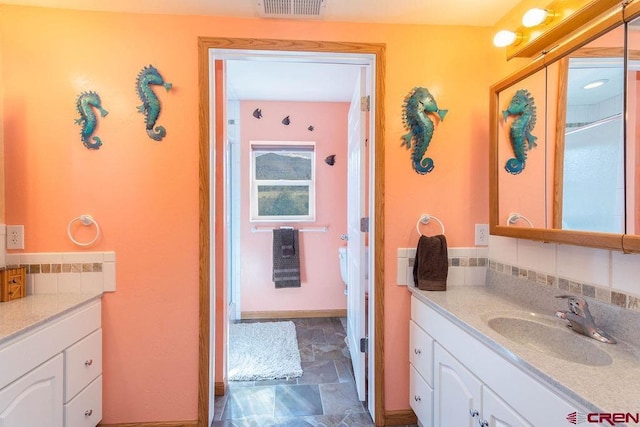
top-left (197, 38), bottom-right (386, 427)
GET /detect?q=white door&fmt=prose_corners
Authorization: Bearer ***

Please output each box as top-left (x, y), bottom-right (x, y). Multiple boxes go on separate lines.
top-left (346, 66), bottom-right (367, 401)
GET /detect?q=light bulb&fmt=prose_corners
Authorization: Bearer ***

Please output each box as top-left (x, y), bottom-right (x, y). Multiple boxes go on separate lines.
top-left (493, 30), bottom-right (518, 47)
top-left (583, 79), bottom-right (608, 90)
top-left (522, 8), bottom-right (549, 27)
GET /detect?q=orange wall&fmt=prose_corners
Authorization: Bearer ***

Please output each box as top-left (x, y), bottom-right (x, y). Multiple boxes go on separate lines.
top-left (239, 100), bottom-right (348, 313)
top-left (0, 5), bottom-right (500, 422)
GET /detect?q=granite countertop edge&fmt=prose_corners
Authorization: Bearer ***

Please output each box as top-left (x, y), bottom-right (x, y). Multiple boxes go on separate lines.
top-left (0, 292), bottom-right (104, 347)
top-left (408, 285), bottom-right (613, 413)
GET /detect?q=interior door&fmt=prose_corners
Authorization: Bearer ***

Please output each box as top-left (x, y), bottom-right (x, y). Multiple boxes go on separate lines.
top-left (347, 66), bottom-right (367, 401)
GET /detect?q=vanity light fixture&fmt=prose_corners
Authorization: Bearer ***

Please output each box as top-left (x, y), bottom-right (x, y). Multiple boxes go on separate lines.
top-left (522, 8), bottom-right (553, 27)
top-left (493, 30), bottom-right (522, 47)
top-left (583, 79), bottom-right (608, 89)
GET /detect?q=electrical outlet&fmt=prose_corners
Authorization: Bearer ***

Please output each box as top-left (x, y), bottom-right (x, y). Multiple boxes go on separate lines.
top-left (475, 224), bottom-right (489, 246)
top-left (6, 225), bottom-right (24, 250)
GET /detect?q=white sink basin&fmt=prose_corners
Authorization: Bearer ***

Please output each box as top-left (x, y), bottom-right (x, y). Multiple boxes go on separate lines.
top-left (486, 313), bottom-right (613, 367)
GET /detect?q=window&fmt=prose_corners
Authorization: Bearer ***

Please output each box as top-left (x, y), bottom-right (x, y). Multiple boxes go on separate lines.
top-left (250, 142), bottom-right (316, 222)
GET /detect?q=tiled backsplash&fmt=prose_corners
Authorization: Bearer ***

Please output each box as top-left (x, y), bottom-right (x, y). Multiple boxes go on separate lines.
top-left (5, 251), bottom-right (116, 294)
top-left (397, 247), bottom-right (488, 287)
top-left (489, 235), bottom-right (640, 312)
top-left (489, 259), bottom-right (640, 313)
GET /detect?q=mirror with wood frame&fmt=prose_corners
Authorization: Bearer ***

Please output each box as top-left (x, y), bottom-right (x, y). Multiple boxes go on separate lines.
top-left (490, 7), bottom-right (628, 251)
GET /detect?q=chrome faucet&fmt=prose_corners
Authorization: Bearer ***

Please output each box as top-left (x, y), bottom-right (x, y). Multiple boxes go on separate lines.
top-left (554, 295), bottom-right (616, 344)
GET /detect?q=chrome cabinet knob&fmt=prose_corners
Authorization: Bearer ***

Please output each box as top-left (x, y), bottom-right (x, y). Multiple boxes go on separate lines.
top-left (414, 348), bottom-right (422, 355)
top-left (414, 395), bottom-right (421, 402)
top-left (84, 409), bottom-right (93, 417)
top-left (84, 359), bottom-right (93, 367)
top-left (470, 409), bottom-right (479, 417)
top-left (478, 420), bottom-right (489, 427)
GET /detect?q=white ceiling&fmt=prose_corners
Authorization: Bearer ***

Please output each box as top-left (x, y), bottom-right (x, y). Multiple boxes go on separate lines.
top-left (0, 0), bottom-right (519, 102)
top-left (0, 0), bottom-right (518, 26)
top-left (226, 60), bottom-right (362, 102)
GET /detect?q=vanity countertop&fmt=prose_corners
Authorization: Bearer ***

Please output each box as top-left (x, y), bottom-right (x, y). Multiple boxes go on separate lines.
top-left (0, 292), bottom-right (102, 346)
top-left (408, 285), bottom-right (640, 415)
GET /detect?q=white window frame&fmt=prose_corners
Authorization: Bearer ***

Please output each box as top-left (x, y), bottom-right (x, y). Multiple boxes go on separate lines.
top-left (250, 141), bottom-right (316, 222)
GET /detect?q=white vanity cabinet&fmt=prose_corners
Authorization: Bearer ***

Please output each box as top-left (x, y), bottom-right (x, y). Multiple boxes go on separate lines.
top-left (409, 320), bottom-right (434, 425)
top-left (410, 295), bottom-right (587, 427)
top-left (0, 298), bottom-right (102, 427)
top-left (434, 343), bottom-right (531, 427)
top-left (0, 354), bottom-right (63, 426)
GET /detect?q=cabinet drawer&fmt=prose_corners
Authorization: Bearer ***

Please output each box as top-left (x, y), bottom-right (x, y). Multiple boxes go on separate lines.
top-left (409, 320), bottom-right (433, 385)
top-left (64, 375), bottom-right (102, 427)
top-left (64, 329), bottom-right (102, 401)
top-left (410, 365), bottom-right (433, 427)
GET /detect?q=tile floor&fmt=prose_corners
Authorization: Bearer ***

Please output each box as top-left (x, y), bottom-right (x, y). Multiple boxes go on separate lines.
top-left (213, 317), bottom-right (418, 427)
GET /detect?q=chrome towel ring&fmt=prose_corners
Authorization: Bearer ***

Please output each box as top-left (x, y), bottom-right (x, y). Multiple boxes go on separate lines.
top-left (506, 213), bottom-right (534, 227)
top-left (67, 214), bottom-right (101, 246)
top-left (416, 214), bottom-right (445, 236)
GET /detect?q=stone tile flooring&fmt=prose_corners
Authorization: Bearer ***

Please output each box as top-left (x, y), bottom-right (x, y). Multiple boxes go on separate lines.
top-left (213, 317), bottom-right (419, 427)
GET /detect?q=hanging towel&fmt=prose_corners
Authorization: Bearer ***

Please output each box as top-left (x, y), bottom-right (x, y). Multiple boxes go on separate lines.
top-left (280, 228), bottom-right (295, 258)
top-left (273, 229), bottom-right (301, 288)
top-left (412, 234), bottom-right (448, 291)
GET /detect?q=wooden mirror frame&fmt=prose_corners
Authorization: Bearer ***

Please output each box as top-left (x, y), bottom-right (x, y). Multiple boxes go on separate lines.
top-left (490, 7), bottom-right (629, 251)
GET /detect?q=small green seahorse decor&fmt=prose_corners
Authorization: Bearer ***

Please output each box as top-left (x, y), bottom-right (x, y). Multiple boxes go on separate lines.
top-left (136, 64), bottom-right (172, 141)
top-left (401, 87), bottom-right (448, 174)
top-left (75, 91), bottom-right (109, 150)
top-left (502, 89), bottom-right (537, 175)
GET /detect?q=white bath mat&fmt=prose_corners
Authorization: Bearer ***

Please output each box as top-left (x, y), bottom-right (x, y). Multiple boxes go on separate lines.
top-left (228, 321), bottom-right (303, 381)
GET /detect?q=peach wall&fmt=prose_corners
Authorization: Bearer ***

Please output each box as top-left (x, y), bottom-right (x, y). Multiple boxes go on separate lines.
top-left (239, 101), bottom-right (348, 313)
top-left (0, 4), bottom-right (501, 422)
top-left (0, 25), bottom-right (4, 223)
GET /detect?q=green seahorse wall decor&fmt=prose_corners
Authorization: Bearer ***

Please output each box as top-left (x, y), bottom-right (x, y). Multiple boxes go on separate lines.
top-left (75, 91), bottom-right (108, 150)
top-left (136, 64), bottom-right (172, 141)
top-left (400, 87), bottom-right (448, 174)
top-left (502, 89), bottom-right (537, 175)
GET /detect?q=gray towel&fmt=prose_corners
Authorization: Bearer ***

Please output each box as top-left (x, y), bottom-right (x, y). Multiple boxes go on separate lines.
top-left (280, 228), bottom-right (295, 258)
top-left (273, 229), bottom-right (301, 288)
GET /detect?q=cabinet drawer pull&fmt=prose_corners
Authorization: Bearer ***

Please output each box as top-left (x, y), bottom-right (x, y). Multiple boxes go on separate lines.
top-left (84, 409), bottom-right (93, 417)
top-left (470, 409), bottom-right (479, 417)
top-left (414, 395), bottom-right (421, 402)
top-left (84, 359), bottom-right (93, 367)
top-left (414, 348), bottom-right (421, 355)
top-left (478, 420), bottom-right (488, 427)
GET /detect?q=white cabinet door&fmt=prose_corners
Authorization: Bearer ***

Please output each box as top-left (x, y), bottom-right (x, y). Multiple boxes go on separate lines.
top-left (409, 320), bottom-right (434, 385)
top-left (482, 386), bottom-right (533, 427)
top-left (410, 365), bottom-right (433, 426)
top-left (434, 344), bottom-right (482, 427)
top-left (64, 375), bottom-right (102, 427)
top-left (0, 354), bottom-right (64, 427)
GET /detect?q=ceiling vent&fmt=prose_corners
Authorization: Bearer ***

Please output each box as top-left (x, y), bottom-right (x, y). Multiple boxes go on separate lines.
top-left (257, 0), bottom-right (327, 19)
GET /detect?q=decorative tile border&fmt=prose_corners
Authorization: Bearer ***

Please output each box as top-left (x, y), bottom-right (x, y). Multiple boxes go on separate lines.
top-left (4, 251), bottom-right (116, 294)
top-left (489, 259), bottom-right (640, 312)
top-left (398, 247), bottom-right (488, 287)
top-left (20, 263), bottom-right (104, 274)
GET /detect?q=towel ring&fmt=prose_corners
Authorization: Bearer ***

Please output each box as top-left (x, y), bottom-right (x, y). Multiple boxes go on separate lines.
top-left (506, 213), bottom-right (534, 227)
top-left (67, 214), bottom-right (101, 246)
top-left (416, 214), bottom-right (445, 236)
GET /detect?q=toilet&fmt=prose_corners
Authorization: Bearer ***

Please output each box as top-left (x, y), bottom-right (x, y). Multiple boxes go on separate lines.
top-left (338, 246), bottom-right (369, 294)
